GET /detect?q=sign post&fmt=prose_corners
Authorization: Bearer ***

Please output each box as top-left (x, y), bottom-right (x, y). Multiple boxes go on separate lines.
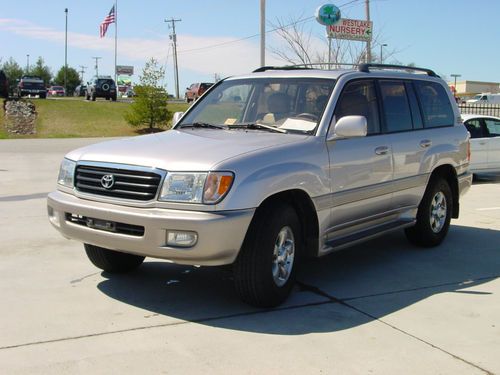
top-left (315, 4), bottom-right (341, 68)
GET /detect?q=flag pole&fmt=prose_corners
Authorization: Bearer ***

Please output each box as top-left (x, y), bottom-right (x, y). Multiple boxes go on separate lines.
top-left (114, 0), bottom-right (118, 84)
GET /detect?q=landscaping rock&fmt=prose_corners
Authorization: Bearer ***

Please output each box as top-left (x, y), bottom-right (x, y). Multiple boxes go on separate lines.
top-left (3, 99), bottom-right (37, 135)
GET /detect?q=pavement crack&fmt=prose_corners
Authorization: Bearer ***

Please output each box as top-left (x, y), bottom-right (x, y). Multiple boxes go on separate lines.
top-left (296, 279), bottom-right (495, 375)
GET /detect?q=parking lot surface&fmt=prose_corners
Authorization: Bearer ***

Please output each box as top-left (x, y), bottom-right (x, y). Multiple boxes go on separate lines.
top-left (1, 138), bottom-right (499, 374)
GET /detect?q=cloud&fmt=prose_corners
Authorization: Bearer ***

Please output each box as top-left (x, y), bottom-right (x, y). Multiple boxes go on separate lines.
top-left (0, 18), bottom-right (284, 77)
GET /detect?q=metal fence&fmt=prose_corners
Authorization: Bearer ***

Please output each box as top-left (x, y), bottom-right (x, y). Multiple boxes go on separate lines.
top-left (458, 103), bottom-right (500, 117)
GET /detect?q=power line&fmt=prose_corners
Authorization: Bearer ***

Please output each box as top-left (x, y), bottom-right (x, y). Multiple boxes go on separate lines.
top-left (175, 0), bottom-right (363, 55)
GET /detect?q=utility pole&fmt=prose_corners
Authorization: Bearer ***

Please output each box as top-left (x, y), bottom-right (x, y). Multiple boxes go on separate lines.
top-left (260, 0), bottom-right (265, 67)
top-left (164, 18), bottom-right (181, 99)
top-left (365, 0), bottom-right (371, 63)
top-left (92, 57), bottom-right (102, 78)
top-left (64, 8), bottom-right (68, 96)
top-left (78, 65), bottom-right (87, 83)
top-left (26, 54), bottom-right (30, 74)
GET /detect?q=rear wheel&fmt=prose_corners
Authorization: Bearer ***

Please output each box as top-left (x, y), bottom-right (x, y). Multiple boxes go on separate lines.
top-left (405, 177), bottom-right (452, 247)
top-left (84, 244), bottom-right (145, 273)
top-left (92, 93), bottom-right (96, 101)
top-left (233, 203), bottom-right (301, 307)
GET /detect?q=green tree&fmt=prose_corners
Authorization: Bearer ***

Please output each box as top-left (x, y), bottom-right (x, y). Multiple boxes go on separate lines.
top-left (54, 66), bottom-right (80, 95)
top-left (124, 58), bottom-right (171, 132)
top-left (31, 57), bottom-right (52, 86)
top-left (1, 57), bottom-right (24, 93)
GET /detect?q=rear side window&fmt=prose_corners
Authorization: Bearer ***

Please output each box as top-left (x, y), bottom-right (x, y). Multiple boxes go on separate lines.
top-left (414, 81), bottom-right (454, 128)
top-left (335, 80), bottom-right (380, 134)
top-left (379, 81), bottom-right (413, 132)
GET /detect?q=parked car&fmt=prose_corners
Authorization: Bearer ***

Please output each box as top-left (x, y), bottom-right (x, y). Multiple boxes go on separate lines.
top-left (0, 70), bottom-right (8, 98)
top-left (185, 82), bottom-right (213, 102)
top-left (123, 87), bottom-right (136, 97)
top-left (48, 86), bottom-right (65, 97)
top-left (462, 114), bottom-right (500, 174)
top-left (48, 64), bottom-right (471, 307)
top-left (466, 93), bottom-right (500, 104)
top-left (74, 85), bottom-right (87, 97)
top-left (86, 76), bottom-right (117, 101)
top-left (16, 76), bottom-right (46, 98)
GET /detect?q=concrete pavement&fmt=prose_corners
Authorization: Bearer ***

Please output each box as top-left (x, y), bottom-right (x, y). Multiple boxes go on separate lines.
top-left (0, 138), bottom-right (499, 374)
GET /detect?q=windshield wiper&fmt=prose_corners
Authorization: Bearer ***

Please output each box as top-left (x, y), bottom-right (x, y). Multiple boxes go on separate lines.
top-left (230, 123), bottom-right (287, 134)
top-left (180, 122), bottom-right (226, 129)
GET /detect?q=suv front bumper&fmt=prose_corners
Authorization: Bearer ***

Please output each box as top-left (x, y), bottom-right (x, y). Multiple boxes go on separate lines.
top-left (47, 190), bottom-right (255, 266)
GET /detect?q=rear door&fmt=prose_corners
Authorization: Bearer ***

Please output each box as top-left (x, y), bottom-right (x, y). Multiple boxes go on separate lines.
top-left (483, 117), bottom-right (500, 170)
top-left (387, 79), bottom-right (456, 209)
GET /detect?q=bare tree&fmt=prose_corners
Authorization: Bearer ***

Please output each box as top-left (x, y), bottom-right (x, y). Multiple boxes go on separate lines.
top-left (269, 17), bottom-right (398, 68)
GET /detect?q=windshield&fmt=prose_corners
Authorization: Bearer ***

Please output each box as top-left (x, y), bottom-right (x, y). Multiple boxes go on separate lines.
top-left (177, 78), bottom-right (335, 134)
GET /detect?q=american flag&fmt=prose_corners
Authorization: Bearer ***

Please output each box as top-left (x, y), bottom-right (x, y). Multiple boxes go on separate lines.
top-left (99, 5), bottom-right (115, 38)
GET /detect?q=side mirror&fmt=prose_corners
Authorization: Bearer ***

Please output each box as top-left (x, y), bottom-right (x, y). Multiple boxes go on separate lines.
top-left (328, 115), bottom-right (367, 140)
top-left (172, 112), bottom-right (184, 125)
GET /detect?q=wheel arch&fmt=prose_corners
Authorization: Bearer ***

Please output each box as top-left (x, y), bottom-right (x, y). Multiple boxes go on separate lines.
top-left (429, 164), bottom-right (459, 218)
top-left (253, 189), bottom-right (319, 258)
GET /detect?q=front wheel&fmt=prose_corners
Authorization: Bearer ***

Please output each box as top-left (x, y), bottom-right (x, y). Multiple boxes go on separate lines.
top-left (233, 203), bottom-right (301, 307)
top-left (84, 244), bottom-right (145, 273)
top-left (405, 177), bottom-right (452, 247)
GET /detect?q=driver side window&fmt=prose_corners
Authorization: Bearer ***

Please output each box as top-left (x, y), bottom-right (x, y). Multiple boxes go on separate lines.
top-left (334, 80), bottom-right (380, 135)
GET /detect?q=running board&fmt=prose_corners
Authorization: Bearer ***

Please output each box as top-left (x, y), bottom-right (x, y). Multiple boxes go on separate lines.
top-left (325, 219), bottom-right (415, 251)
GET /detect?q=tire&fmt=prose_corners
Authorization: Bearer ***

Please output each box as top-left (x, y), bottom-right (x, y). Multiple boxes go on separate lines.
top-left (111, 95), bottom-right (117, 102)
top-left (92, 93), bottom-right (96, 101)
top-left (405, 177), bottom-right (452, 247)
top-left (39, 94), bottom-right (46, 99)
top-left (233, 203), bottom-right (301, 307)
top-left (84, 243), bottom-right (145, 273)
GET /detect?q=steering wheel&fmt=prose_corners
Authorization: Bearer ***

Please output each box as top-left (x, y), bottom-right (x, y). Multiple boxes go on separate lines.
top-left (295, 113), bottom-right (318, 122)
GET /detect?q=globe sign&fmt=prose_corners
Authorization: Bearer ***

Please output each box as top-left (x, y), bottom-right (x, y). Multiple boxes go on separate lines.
top-left (315, 4), bottom-right (341, 26)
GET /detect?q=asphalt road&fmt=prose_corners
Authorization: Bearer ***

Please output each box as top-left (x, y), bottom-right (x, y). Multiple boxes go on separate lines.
top-left (1, 138), bottom-right (499, 374)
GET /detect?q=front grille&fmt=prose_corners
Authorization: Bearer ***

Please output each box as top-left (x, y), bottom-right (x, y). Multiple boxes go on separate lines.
top-left (75, 164), bottom-right (162, 201)
top-left (65, 213), bottom-right (145, 237)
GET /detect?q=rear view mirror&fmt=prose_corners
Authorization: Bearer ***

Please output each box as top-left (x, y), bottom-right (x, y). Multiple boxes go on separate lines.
top-left (329, 115), bottom-right (367, 140)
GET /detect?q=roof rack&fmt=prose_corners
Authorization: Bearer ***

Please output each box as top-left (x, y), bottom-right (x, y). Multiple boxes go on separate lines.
top-left (253, 63), bottom-right (358, 73)
top-left (358, 63), bottom-right (438, 77)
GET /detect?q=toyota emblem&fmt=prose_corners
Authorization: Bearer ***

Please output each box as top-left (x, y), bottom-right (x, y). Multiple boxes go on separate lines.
top-left (101, 174), bottom-right (115, 189)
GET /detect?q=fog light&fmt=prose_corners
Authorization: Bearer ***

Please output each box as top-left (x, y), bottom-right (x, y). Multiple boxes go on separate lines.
top-left (47, 205), bottom-right (60, 227)
top-left (166, 231), bottom-right (198, 248)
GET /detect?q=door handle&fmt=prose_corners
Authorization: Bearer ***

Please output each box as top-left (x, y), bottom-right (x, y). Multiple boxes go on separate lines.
top-left (420, 139), bottom-right (432, 148)
top-left (375, 146), bottom-right (390, 155)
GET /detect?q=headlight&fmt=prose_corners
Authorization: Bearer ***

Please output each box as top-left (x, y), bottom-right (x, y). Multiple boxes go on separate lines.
top-left (159, 171), bottom-right (234, 204)
top-left (57, 158), bottom-right (76, 188)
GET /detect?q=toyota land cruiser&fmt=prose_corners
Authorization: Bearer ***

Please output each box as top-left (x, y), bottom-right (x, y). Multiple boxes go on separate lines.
top-left (48, 64), bottom-right (472, 307)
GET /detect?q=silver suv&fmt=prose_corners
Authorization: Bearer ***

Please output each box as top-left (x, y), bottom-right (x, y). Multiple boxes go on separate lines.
top-left (48, 64), bottom-right (472, 307)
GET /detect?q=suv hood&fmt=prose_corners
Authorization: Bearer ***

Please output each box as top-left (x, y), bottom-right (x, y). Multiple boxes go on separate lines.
top-left (66, 129), bottom-right (308, 171)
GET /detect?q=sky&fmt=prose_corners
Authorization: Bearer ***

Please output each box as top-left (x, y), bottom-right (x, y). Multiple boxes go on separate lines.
top-left (1, 0), bottom-right (499, 95)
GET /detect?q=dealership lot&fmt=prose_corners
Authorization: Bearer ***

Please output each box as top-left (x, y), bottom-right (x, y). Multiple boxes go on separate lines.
top-left (0, 138), bottom-right (499, 374)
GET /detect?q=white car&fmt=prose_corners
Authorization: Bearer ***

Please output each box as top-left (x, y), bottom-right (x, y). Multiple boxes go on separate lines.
top-left (462, 114), bottom-right (500, 174)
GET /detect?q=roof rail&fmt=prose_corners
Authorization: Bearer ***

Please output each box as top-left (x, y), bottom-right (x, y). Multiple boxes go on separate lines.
top-left (252, 66), bottom-right (312, 73)
top-left (358, 63), bottom-right (438, 77)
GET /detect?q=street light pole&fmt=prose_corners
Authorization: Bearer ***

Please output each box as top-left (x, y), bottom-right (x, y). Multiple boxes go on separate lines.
top-left (64, 8), bottom-right (68, 96)
top-left (26, 54), bottom-right (30, 74)
top-left (451, 73), bottom-right (461, 98)
top-left (380, 43), bottom-right (387, 63)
